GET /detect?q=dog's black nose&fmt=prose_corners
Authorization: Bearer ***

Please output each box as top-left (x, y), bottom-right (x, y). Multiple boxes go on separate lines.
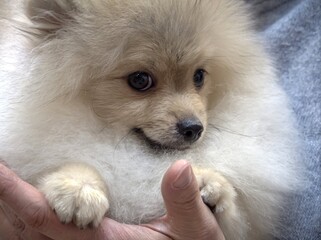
top-left (177, 118), bottom-right (204, 142)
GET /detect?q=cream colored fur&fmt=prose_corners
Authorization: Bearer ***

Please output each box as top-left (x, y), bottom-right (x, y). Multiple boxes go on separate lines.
top-left (0, 0), bottom-right (302, 239)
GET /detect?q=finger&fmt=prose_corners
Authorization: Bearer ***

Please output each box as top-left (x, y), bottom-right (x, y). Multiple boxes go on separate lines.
top-left (0, 164), bottom-right (92, 240)
top-left (1, 201), bottom-right (51, 240)
top-left (0, 164), bottom-right (53, 231)
top-left (0, 202), bottom-right (19, 240)
top-left (158, 160), bottom-right (225, 240)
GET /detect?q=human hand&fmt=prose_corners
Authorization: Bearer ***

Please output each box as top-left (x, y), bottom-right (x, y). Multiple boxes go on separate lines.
top-left (0, 160), bottom-right (225, 240)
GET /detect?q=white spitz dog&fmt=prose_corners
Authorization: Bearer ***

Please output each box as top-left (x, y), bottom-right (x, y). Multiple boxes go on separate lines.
top-left (0, 0), bottom-right (302, 239)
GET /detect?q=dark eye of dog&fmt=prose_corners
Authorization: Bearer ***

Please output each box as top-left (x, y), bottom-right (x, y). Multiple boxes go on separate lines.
top-left (193, 69), bottom-right (205, 88)
top-left (128, 72), bottom-right (153, 91)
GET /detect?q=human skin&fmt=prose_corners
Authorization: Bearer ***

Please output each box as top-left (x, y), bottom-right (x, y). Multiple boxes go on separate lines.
top-left (0, 160), bottom-right (225, 240)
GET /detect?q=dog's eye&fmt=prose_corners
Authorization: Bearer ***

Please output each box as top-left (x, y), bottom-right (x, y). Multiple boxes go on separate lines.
top-left (128, 72), bottom-right (153, 91)
top-left (193, 69), bottom-right (205, 89)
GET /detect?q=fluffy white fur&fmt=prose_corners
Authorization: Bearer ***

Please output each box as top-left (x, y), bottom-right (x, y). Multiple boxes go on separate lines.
top-left (0, 0), bottom-right (302, 239)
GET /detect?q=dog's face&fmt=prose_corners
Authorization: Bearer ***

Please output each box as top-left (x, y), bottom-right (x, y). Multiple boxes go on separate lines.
top-left (27, 0), bottom-right (257, 150)
top-left (90, 28), bottom-right (213, 150)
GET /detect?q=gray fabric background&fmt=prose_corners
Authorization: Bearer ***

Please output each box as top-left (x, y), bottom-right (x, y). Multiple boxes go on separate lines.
top-left (248, 0), bottom-right (321, 239)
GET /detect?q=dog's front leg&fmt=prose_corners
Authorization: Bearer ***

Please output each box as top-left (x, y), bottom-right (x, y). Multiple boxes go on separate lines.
top-left (38, 163), bottom-right (109, 228)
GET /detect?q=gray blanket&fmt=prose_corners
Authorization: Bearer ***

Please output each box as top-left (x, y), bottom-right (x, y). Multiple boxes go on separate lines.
top-left (248, 0), bottom-right (321, 239)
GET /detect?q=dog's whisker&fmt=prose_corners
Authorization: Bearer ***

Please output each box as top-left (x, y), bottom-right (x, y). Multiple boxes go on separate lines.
top-left (208, 123), bottom-right (257, 138)
top-left (112, 129), bottom-right (134, 161)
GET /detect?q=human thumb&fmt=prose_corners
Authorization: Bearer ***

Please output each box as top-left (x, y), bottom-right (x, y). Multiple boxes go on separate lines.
top-left (160, 160), bottom-right (224, 239)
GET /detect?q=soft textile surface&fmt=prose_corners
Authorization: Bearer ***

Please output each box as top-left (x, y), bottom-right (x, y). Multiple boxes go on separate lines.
top-left (248, 0), bottom-right (321, 239)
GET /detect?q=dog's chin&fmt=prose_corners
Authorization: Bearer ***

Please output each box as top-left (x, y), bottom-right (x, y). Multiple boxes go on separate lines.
top-left (134, 128), bottom-right (191, 151)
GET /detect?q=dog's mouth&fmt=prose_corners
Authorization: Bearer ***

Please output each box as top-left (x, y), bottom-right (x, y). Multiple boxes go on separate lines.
top-left (133, 128), bottom-right (191, 151)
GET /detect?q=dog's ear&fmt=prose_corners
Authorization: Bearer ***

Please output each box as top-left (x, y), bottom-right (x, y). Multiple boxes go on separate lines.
top-left (26, 0), bottom-right (77, 35)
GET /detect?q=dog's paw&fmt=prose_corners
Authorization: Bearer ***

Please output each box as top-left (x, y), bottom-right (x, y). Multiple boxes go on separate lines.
top-left (38, 164), bottom-right (109, 228)
top-left (193, 167), bottom-right (237, 214)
